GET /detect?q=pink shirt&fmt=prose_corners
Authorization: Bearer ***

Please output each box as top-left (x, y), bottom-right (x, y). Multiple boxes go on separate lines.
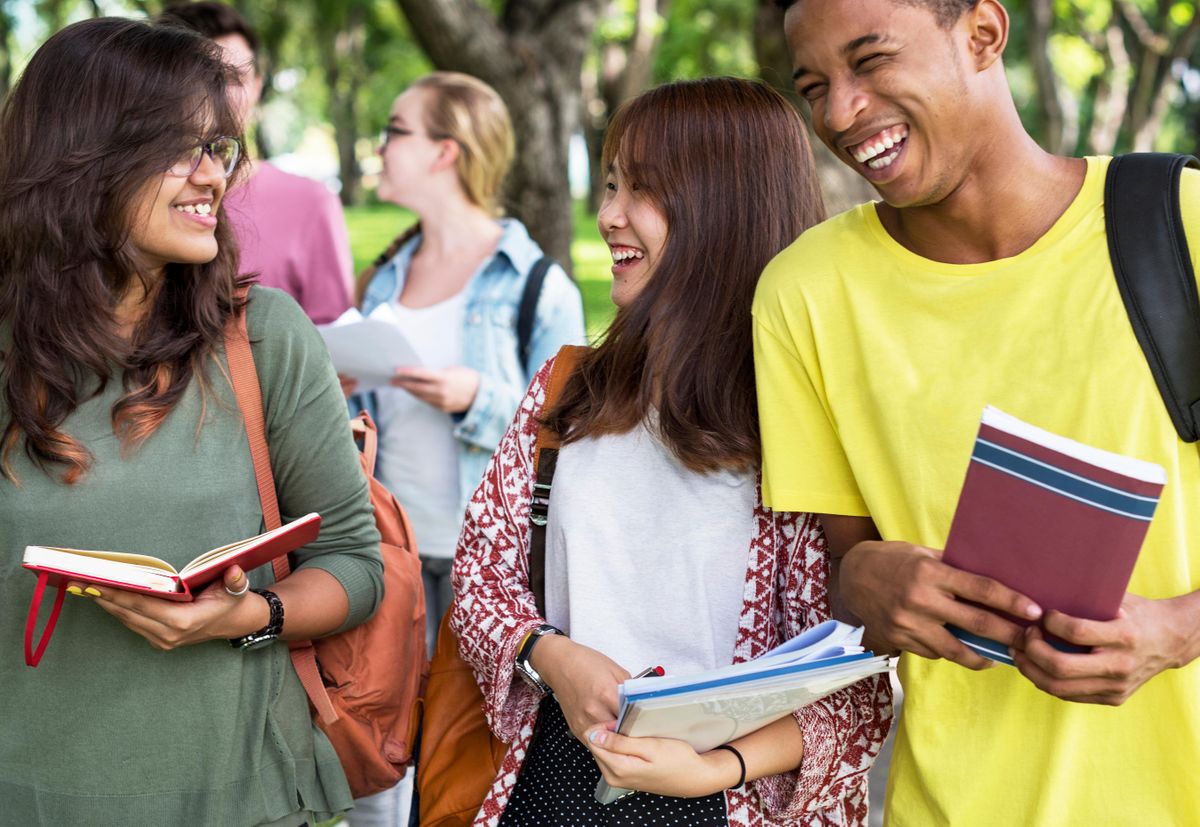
top-left (223, 162), bottom-right (354, 324)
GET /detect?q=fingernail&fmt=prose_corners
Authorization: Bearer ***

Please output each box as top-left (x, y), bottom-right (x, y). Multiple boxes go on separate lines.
top-left (1025, 604), bottom-right (1043, 620)
top-left (84, 587), bottom-right (102, 597)
top-left (66, 586), bottom-right (83, 596)
top-left (588, 730), bottom-right (606, 745)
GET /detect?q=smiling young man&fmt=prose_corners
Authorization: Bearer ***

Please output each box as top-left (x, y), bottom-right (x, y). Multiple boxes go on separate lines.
top-left (752, 0), bottom-right (1200, 824)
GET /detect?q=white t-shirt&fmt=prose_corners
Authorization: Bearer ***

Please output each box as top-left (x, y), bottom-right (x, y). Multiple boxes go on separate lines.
top-left (376, 292), bottom-right (467, 558)
top-left (544, 418), bottom-right (755, 676)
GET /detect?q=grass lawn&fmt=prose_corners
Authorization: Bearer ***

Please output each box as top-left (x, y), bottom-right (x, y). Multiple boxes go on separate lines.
top-left (343, 202), bottom-right (616, 341)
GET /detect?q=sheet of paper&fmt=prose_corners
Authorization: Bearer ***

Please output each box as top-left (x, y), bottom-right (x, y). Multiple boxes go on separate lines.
top-left (318, 305), bottom-right (422, 389)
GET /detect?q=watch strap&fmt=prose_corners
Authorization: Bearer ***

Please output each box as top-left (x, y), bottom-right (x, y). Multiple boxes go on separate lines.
top-left (230, 588), bottom-right (284, 649)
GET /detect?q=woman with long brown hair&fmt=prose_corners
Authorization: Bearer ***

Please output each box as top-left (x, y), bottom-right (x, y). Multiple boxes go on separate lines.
top-left (0, 18), bottom-right (382, 826)
top-left (451, 77), bottom-right (892, 826)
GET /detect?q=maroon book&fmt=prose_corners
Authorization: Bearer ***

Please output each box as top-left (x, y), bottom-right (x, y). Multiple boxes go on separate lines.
top-left (941, 407), bottom-right (1165, 663)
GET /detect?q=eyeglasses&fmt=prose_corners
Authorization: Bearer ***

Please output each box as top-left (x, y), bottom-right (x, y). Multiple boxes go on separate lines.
top-left (379, 125), bottom-right (415, 147)
top-left (168, 137), bottom-right (241, 179)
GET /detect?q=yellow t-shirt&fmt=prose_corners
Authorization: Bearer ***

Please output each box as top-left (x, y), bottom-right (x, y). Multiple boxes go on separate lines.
top-left (752, 157), bottom-right (1200, 826)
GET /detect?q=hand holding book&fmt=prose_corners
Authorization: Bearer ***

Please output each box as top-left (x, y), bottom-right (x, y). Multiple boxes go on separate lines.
top-left (72, 562), bottom-right (268, 652)
top-left (22, 513), bottom-right (321, 666)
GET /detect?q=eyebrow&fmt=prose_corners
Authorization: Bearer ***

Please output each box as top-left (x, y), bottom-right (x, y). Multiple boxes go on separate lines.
top-left (792, 33), bottom-right (886, 80)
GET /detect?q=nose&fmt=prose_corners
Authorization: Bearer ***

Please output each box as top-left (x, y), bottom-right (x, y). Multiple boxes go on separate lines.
top-left (823, 76), bottom-right (869, 136)
top-left (598, 191), bottom-right (629, 234)
top-left (189, 149), bottom-right (226, 190)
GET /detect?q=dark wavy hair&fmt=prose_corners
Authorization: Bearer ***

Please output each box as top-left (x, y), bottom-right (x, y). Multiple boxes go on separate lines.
top-left (0, 17), bottom-right (246, 484)
top-left (543, 77), bottom-right (825, 473)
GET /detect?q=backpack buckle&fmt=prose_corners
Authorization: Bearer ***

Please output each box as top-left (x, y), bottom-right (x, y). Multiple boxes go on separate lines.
top-left (530, 482), bottom-right (551, 527)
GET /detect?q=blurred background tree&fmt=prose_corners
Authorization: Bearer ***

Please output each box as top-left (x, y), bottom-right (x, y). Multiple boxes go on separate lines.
top-left (2, 0), bottom-right (1198, 278)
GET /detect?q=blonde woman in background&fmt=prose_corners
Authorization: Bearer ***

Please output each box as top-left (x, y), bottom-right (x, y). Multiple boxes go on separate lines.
top-left (344, 72), bottom-right (585, 827)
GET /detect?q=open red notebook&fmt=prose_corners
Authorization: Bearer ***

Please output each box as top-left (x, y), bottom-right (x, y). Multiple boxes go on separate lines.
top-left (22, 512), bottom-right (321, 666)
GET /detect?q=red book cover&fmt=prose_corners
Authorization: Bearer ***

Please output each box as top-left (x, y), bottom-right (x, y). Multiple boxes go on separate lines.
top-left (22, 512), bottom-right (321, 600)
top-left (941, 407), bottom-right (1165, 663)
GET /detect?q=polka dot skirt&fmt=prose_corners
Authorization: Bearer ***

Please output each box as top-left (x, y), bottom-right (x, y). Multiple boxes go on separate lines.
top-left (499, 697), bottom-right (729, 826)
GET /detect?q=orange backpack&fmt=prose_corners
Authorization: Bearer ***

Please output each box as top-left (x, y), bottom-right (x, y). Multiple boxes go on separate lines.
top-left (225, 305), bottom-right (428, 798)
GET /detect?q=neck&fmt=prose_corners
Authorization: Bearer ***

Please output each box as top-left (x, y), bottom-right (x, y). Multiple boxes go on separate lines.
top-left (415, 197), bottom-right (502, 257)
top-left (878, 128), bottom-right (1087, 264)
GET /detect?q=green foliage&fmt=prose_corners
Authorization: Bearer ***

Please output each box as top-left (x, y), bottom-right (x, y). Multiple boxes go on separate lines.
top-left (653, 0), bottom-right (757, 82)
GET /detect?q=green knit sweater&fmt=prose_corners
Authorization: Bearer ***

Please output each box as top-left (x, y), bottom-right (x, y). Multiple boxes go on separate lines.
top-left (0, 288), bottom-right (384, 826)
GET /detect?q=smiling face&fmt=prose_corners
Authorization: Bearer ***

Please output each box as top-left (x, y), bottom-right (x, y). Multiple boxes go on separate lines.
top-left (125, 149), bottom-right (227, 277)
top-left (786, 0), bottom-right (985, 208)
top-left (598, 159), bottom-right (669, 308)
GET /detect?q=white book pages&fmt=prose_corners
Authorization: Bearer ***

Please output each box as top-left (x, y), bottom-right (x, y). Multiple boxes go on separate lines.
top-left (317, 305), bottom-right (423, 389)
top-left (981, 405), bottom-right (1166, 483)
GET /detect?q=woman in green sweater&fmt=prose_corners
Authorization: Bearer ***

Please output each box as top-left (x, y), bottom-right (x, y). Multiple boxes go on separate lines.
top-left (0, 18), bottom-right (383, 827)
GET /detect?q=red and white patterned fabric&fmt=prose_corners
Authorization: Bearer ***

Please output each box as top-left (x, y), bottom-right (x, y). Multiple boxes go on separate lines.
top-left (451, 357), bottom-right (893, 827)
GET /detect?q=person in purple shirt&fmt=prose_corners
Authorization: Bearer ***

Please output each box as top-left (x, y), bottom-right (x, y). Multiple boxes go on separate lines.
top-left (160, 2), bottom-right (355, 325)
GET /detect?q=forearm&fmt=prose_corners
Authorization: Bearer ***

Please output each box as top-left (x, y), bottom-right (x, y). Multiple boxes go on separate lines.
top-left (228, 568), bottom-right (349, 641)
top-left (722, 715), bottom-right (806, 785)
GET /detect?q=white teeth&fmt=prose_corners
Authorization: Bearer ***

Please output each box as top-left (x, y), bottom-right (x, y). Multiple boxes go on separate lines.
top-left (611, 248), bottom-right (644, 263)
top-left (867, 149), bottom-right (901, 170)
top-left (197, 203), bottom-right (212, 215)
top-left (173, 203), bottom-right (213, 215)
top-left (851, 126), bottom-right (909, 163)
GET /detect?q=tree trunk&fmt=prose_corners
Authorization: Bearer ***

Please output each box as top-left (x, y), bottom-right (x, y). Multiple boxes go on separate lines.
top-left (1116, 0), bottom-right (1200, 151)
top-left (584, 0), bottom-right (670, 211)
top-left (317, 2), bottom-right (367, 206)
top-left (395, 0), bottom-right (604, 272)
top-left (1083, 24), bottom-right (1131, 154)
top-left (753, 0), bottom-right (874, 216)
top-left (1028, 0), bottom-right (1066, 152)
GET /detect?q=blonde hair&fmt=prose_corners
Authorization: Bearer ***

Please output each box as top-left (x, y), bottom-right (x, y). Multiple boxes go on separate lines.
top-left (412, 72), bottom-right (515, 215)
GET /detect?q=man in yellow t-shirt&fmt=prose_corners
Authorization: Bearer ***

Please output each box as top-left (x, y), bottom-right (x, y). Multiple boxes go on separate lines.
top-left (754, 1), bottom-right (1200, 825)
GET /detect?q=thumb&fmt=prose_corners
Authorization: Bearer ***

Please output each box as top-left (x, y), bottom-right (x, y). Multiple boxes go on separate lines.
top-left (223, 566), bottom-right (248, 596)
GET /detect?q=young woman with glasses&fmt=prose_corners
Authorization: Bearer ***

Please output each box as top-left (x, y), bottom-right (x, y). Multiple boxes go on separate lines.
top-left (451, 78), bottom-right (893, 826)
top-left (0, 18), bottom-right (383, 827)
top-left (345, 68), bottom-right (585, 827)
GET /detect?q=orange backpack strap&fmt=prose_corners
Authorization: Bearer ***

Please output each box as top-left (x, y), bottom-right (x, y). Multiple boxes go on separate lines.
top-left (223, 291), bottom-right (339, 725)
top-left (528, 344), bottom-right (588, 615)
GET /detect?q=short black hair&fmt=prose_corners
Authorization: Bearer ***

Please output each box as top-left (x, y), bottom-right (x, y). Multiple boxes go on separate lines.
top-left (158, 2), bottom-right (259, 55)
top-left (775, 0), bottom-right (980, 28)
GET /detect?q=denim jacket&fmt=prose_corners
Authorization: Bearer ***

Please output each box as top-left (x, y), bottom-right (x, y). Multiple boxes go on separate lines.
top-left (360, 218), bottom-right (586, 509)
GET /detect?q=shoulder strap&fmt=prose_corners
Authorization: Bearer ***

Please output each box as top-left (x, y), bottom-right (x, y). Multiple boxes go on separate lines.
top-left (223, 294), bottom-right (339, 724)
top-left (516, 257), bottom-right (554, 371)
top-left (528, 344), bottom-right (588, 615)
top-left (1105, 153), bottom-right (1200, 442)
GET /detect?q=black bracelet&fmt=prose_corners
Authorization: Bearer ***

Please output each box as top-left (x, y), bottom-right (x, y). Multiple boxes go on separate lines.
top-left (712, 743), bottom-right (746, 789)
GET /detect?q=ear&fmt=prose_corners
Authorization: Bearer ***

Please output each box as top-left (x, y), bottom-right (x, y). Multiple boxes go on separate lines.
top-left (431, 139), bottom-right (460, 173)
top-left (964, 0), bottom-right (1008, 72)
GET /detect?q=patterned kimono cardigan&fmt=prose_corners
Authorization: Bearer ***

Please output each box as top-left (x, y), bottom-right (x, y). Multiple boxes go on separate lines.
top-left (451, 357), bottom-right (894, 827)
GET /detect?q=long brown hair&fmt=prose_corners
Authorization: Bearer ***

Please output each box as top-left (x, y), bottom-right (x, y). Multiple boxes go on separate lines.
top-left (544, 77), bottom-right (825, 472)
top-left (0, 18), bottom-right (246, 484)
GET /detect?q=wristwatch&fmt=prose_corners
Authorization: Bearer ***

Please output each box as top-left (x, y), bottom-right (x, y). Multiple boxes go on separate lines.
top-left (229, 588), bottom-right (284, 650)
top-left (513, 624), bottom-right (562, 693)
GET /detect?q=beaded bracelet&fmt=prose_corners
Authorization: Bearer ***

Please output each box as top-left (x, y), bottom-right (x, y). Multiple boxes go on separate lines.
top-left (712, 743), bottom-right (746, 789)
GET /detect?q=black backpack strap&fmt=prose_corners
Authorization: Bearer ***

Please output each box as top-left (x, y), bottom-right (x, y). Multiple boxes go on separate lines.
top-left (516, 257), bottom-right (554, 371)
top-left (1105, 153), bottom-right (1200, 442)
